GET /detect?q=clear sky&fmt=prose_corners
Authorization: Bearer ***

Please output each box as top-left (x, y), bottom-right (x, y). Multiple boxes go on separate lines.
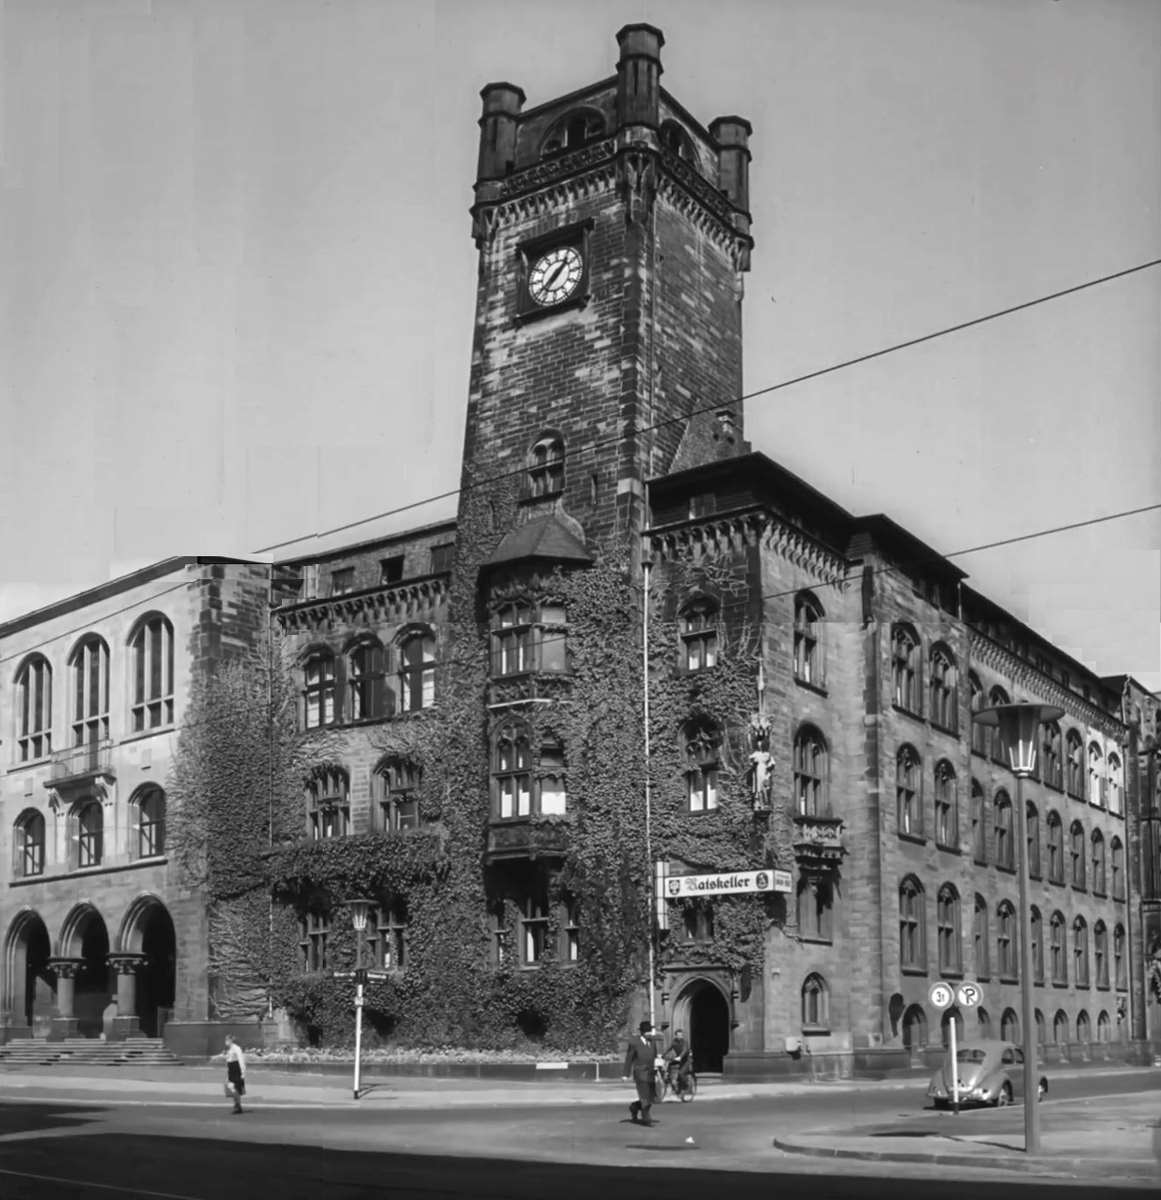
top-left (2, 0), bottom-right (1158, 689)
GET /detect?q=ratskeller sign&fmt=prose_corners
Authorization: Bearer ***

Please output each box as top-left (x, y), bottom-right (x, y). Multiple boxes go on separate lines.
top-left (664, 869), bottom-right (792, 897)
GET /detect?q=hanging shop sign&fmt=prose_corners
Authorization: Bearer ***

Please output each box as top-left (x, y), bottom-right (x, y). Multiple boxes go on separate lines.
top-left (663, 868), bottom-right (792, 898)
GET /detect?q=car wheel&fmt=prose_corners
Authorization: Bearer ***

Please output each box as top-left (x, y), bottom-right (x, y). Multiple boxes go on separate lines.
top-left (995, 1083), bottom-right (1013, 1107)
top-left (1037, 1078), bottom-right (1047, 1101)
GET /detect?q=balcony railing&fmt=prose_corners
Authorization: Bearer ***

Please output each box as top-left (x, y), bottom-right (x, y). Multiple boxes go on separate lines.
top-left (792, 814), bottom-right (846, 875)
top-left (485, 815), bottom-right (572, 862)
top-left (49, 741), bottom-right (115, 786)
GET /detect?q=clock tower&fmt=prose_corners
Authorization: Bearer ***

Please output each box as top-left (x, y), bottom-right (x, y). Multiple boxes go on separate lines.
top-left (458, 24), bottom-right (753, 557)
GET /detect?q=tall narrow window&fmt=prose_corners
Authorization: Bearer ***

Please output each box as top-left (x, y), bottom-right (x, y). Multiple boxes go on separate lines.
top-left (802, 973), bottom-right (829, 1028)
top-left (306, 767), bottom-right (350, 840)
top-left (73, 799), bottom-right (103, 869)
top-left (928, 645), bottom-right (957, 730)
top-left (1050, 912), bottom-right (1067, 985)
top-left (969, 674), bottom-right (987, 755)
top-left (899, 876), bottom-right (925, 970)
top-left (495, 726), bottom-right (532, 818)
top-left (994, 791), bottom-right (1014, 871)
top-left (794, 726), bottom-right (827, 817)
top-left (797, 877), bottom-right (834, 942)
top-left (1094, 920), bottom-right (1109, 988)
top-left (1107, 753), bottom-right (1124, 815)
top-left (682, 901), bottom-right (714, 942)
top-left (13, 810), bottom-right (45, 878)
top-left (15, 654), bottom-right (53, 762)
top-left (971, 780), bottom-right (987, 863)
top-left (1091, 830), bottom-right (1107, 894)
top-left (685, 722), bottom-right (720, 813)
top-left (1030, 907), bottom-right (1044, 983)
top-left (988, 687), bottom-right (1011, 765)
top-left (347, 641), bottom-right (386, 721)
top-left (368, 900), bottom-right (408, 971)
top-left (891, 625), bottom-right (920, 714)
top-left (1111, 837), bottom-right (1125, 900)
top-left (1113, 924), bottom-right (1126, 988)
top-left (974, 894), bottom-right (990, 978)
top-left (1073, 917), bottom-right (1090, 987)
top-left (680, 600), bottom-right (718, 671)
top-left (129, 615), bottom-right (174, 732)
top-left (377, 759), bottom-right (421, 831)
top-left (70, 637), bottom-right (109, 746)
top-left (1070, 821), bottom-right (1086, 888)
top-left (793, 593), bottom-right (823, 685)
top-left (937, 884), bottom-right (961, 974)
top-left (1088, 743), bottom-right (1105, 808)
top-left (538, 740), bottom-right (568, 815)
top-left (303, 650), bottom-right (336, 729)
top-left (528, 434), bottom-right (565, 497)
top-left (1065, 730), bottom-right (1085, 799)
top-left (1042, 722), bottom-right (1063, 790)
top-left (934, 761), bottom-right (957, 848)
top-left (134, 787), bottom-right (166, 859)
top-left (1047, 811), bottom-right (1064, 883)
top-left (522, 893), bottom-right (550, 965)
top-left (300, 910), bottom-right (330, 972)
top-left (399, 631), bottom-right (436, 711)
top-left (997, 902), bottom-right (1017, 978)
top-left (896, 746), bottom-right (922, 837)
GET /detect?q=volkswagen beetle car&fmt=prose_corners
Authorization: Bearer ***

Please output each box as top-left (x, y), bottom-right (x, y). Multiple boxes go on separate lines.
top-left (927, 1039), bottom-right (1048, 1109)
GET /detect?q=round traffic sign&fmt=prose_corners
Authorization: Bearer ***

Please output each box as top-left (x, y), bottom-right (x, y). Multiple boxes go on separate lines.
top-left (956, 981), bottom-right (984, 1008)
top-left (928, 981), bottom-right (954, 1010)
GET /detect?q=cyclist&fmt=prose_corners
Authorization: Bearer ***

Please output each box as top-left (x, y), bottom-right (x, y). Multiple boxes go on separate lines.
top-left (664, 1028), bottom-right (692, 1094)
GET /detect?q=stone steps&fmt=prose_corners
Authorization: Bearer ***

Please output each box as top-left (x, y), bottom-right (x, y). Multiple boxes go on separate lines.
top-left (0, 1037), bottom-right (183, 1067)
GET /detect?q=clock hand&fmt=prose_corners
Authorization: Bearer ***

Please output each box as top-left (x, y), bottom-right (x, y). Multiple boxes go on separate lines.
top-left (544, 262), bottom-right (566, 289)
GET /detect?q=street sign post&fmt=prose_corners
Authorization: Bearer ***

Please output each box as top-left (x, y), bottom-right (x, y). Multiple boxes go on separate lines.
top-left (955, 981), bottom-right (983, 1009)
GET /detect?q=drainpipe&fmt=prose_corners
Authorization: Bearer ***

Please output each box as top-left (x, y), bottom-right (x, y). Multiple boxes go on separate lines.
top-left (643, 548), bottom-right (655, 1028)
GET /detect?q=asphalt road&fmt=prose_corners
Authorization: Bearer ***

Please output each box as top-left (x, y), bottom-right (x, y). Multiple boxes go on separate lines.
top-left (0, 1072), bottom-right (1154, 1200)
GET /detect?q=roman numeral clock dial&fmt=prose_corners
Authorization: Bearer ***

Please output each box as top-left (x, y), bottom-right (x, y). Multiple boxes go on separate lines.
top-left (527, 245), bottom-right (583, 308)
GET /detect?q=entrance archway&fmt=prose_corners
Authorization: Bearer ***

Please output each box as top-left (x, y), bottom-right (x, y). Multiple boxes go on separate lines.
top-left (4, 911), bottom-right (53, 1036)
top-left (60, 905), bottom-right (111, 1037)
top-left (120, 897), bottom-right (176, 1037)
top-left (675, 979), bottom-right (731, 1073)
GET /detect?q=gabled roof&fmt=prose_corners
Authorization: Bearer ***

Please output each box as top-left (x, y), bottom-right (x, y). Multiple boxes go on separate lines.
top-left (484, 514), bottom-right (592, 567)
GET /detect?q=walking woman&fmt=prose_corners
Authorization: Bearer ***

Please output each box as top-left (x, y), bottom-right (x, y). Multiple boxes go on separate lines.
top-left (224, 1034), bottom-right (247, 1114)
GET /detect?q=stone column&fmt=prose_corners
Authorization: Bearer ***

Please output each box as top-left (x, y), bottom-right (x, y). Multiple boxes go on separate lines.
top-left (107, 954), bottom-right (148, 1040)
top-left (46, 958), bottom-right (84, 1041)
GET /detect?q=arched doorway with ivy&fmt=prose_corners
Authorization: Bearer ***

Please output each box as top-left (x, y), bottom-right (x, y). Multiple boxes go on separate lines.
top-left (671, 977), bottom-right (731, 1074)
top-left (3, 910), bottom-right (53, 1037)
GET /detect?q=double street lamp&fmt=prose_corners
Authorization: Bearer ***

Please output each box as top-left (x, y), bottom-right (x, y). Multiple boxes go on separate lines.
top-left (973, 701), bottom-right (1063, 1156)
top-left (332, 898), bottom-right (389, 1100)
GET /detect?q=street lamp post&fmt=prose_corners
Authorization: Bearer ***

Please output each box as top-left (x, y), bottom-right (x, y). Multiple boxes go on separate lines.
top-left (333, 898), bottom-right (388, 1100)
top-left (974, 702), bottom-right (1063, 1156)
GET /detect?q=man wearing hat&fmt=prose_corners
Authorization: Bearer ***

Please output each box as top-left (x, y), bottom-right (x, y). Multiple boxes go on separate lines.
top-left (622, 1019), bottom-right (660, 1125)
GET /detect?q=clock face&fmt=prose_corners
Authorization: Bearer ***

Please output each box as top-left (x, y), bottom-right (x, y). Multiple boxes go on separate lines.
top-left (527, 245), bottom-right (584, 308)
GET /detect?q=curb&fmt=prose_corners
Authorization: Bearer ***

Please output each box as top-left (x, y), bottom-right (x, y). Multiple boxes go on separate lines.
top-left (771, 1136), bottom-right (1161, 1182)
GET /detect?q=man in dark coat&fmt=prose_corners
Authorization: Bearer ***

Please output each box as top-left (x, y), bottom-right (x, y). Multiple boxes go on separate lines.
top-left (623, 1019), bottom-right (659, 1125)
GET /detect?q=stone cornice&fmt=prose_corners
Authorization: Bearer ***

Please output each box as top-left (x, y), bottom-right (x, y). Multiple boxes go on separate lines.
top-left (649, 508), bottom-right (847, 588)
top-left (275, 577), bottom-right (449, 634)
top-left (968, 629), bottom-right (1127, 742)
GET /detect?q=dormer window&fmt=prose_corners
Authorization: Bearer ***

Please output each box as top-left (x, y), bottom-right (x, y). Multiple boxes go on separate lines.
top-left (540, 109), bottom-right (605, 158)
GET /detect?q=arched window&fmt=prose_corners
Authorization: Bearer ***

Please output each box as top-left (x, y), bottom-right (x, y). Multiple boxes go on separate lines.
top-left (1088, 742), bottom-right (1105, 807)
top-left (1035, 1009), bottom-right (1047, 1045)
top-left (1113, 923), bottom-right (1126, 988)
top-left (680, 599), bottom-right (718, 671)
top-left (1111, 837), bottom-right (1125, 900)
top-left (969, 673), bottom-right (987, 756)
top-left (15, 654), bottom-right (52, 762)
top-left (660, 119), bottom-right (696, 162)
top-left (1091, 829), bottom-right (1107, 894)
top-left (802, 973), bottom-right (829, 1029)
top-left (940, 1006), bottom-right (965, 1048)
top-left (1042, 722), bottom-right (1063, 790)
top-left (1076, 1010), bottom-right (1091, 1043)
top-left (1065, 729), bottom-right (1085, 799)
top-left (796, 877), bottom-right (834, 942)
top-left (896, 745), bottom-right (922, 837)
top-left (540, 108), bottom-right (605, 157)
top-left (132, 786), bottom-right (166, 859)
top-left (937, 884), bottom-right (961, 974)
top-left (1030, 906), bottom-right (1044, 982)
top-left (1107, 752), bottom-right (1124, 815)
top-left (928, 645), bottom-right (957, 730)
top-left (685, 720), bottom-right (721, 813)
top-left (1026, 801), bottom-right (1041, 878)
top-left (129, 613), bottom-right (174, 731)
top-left (375, 758), bottom-right (421, 831)
top-left (988, 687), bottom-right (1011, 764)
top-left (1070, 821), bottom-right (1086, 889)
top-left (902, 1004), bottom-right (927, 1051)
top-left (303, 648), bottom-right (336, 729)
top-left (1097, 1010), bottom-right (1111, 1043)
top-left (993, 790), bottom-right (1014, 871)
top-left (793, 726), bottom-right (827, 817)
top-left (1094, 920), bottom-right (1109, 988)
top-left (793, 593), bottom-right (824, 685)
top-left (71, 798), bottom-right (103, 869)
top-left (527, 433), bottom-right (564, 497)
top-left (1047, 810), bottom-right (1064, 883)
top-left (1050, 911), bottom-right (1067, 984)
top-left (997, 901), bottom-right (1017, 978)
top-left (399, 629), bottom-right (436, 711)
top-left (69, 636), bottom-right (109, 746)
top-left (347, 639), bottom-right (387, 721)
top-left (1001, 1008), bottom-right (1020, 1042)
top-left (494, 723), bottom-right (532, 818)
top-left (971, 779), bottom-right (987, 863)
top-left (13, 809), bottom-right (45, 878)
top-left (934, 761), bottom-right (957, 848)
top-left (1073, 916), bottom-right (1090, 987)
top-left (898, 876), bottom-right (925, 970)
top-left (973, 894), bottom-right (990, 978)
top-left (891, 624), bottom-right (921, 714)
top-left (976, 1007), bottom-right (992, 1038)
top-left (1053, 1009), bottom-right (1069, 1045)
top-left (306, 767), bottom-right (350, 840)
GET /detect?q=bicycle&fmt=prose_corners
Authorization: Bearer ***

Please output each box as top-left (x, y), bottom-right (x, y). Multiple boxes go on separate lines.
top-left (655, 1060), bottom-right (697, 1103)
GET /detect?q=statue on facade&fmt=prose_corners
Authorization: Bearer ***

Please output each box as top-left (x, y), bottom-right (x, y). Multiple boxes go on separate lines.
top-left (748, 711), bottom-right (774, 810)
